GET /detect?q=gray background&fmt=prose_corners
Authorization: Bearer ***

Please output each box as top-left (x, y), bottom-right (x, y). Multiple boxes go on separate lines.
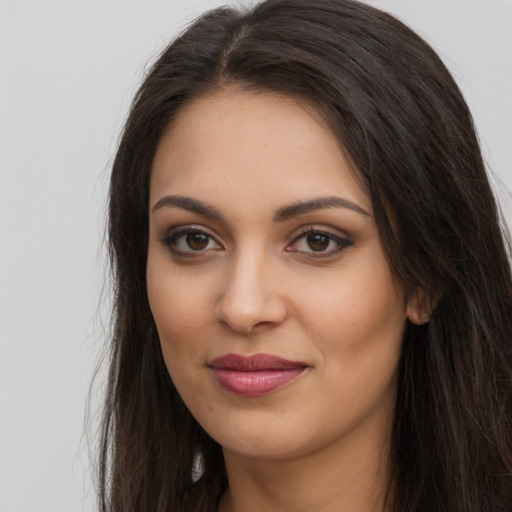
top-left (0, 1), bottom-right (510, 510)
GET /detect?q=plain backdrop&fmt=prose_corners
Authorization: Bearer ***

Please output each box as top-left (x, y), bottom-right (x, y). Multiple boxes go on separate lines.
top-left (0, 1), bottom-right (510, 511)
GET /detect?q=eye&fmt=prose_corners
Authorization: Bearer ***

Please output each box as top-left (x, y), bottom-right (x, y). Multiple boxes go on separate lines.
top-left (287, 228), bottom-right (352, 257)
top-left (162, 227), bottom-right (222, 255)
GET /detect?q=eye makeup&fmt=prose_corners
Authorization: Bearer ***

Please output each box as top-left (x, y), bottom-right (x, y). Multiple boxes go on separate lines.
top-left (160, 223), bottom-right (353, 260)
top-left (286, 227), bottom-right (353, 258)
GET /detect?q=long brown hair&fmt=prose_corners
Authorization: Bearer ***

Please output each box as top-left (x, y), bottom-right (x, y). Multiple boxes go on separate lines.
top-left (99, 1), bottom-right (512, 510)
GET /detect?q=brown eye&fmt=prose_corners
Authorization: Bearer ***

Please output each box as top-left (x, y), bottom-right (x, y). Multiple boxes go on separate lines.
top-left (162, 227), bottom-right (222, 255)
top-left (287, 228), bottom-right (353, 258)
top-left (186, 233), bottom-right (209, 250)
top-left (306, 233), bottom-right (329, 252)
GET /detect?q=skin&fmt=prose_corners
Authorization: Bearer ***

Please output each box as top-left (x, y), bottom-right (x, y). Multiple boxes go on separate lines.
top-left (147, 89), bottom-right (416, 512)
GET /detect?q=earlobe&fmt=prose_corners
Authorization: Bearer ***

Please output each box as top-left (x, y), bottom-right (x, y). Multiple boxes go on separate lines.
top-left (406, 289), bottom-right (440, 325)
top-left (406, 307), bottom-right (430, 325)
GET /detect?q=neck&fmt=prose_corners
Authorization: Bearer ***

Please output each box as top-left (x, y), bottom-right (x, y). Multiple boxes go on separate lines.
top-left (219, 420), bottom-right (394, 512)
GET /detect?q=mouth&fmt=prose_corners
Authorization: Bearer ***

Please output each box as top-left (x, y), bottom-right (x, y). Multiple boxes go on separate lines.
top-left (207, 353), bottom-right (309, 396)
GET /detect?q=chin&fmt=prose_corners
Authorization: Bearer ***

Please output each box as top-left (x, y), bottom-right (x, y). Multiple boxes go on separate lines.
top-left (220, 433), bottom-right (311, 461)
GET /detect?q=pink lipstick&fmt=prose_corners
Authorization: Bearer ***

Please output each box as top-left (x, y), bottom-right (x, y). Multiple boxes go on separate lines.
top-left (208, 353), bottom-right (308, 396)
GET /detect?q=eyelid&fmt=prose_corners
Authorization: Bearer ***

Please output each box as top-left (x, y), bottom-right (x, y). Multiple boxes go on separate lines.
top-left (159, 223), bottom-right (352, 259)
top-left (286, 226), bottom-right (353, 257)
top-left (160, 224), bottom-right (223, 256)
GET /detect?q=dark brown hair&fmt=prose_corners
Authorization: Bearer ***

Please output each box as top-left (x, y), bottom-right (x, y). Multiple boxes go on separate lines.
top-left (99, 1), bottom-right (512, 510)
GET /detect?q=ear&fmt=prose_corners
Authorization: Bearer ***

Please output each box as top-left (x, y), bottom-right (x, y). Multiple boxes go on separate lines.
top-left (406, 304), bottom-right (430, 325)
top-left (406, 288), bottom-right (440, 325)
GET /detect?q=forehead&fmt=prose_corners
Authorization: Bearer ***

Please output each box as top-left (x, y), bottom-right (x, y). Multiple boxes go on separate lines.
top-left (150, 89), bottom-right (370, 216)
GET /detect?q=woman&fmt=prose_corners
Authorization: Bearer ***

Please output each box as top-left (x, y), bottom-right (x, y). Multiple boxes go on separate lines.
top-left (99, 0), bottom-right (512, 510)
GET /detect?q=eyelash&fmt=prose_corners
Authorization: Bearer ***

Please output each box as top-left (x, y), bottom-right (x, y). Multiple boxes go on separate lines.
top-left (287, 228), bottom-right (353, 258)
top-left (161, 226), bottom-right (220, 256)
top-left (161, 226), bottom-right (353, 258)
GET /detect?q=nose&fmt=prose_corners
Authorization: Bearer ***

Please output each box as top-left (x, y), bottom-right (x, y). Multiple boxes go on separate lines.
top-left (215, 250), bottom-right (287, 334)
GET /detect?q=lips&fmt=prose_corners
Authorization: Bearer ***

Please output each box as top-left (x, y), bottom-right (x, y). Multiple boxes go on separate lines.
top-left (208, 353), bottom-right (308, 396)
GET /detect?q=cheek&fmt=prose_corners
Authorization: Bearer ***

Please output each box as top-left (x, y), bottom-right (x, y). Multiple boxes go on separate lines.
top-left (296, 265), bottom-right (405, 440)
top-left (147, 249), bottom-right (215, 336)
top-left (300, 250), bottom-right (406, 371)
top-left (146, 254), bottom-right (210, 378)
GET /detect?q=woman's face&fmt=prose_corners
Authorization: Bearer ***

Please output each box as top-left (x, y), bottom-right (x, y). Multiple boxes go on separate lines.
top-left (147, 90), bottom-right (408, 461)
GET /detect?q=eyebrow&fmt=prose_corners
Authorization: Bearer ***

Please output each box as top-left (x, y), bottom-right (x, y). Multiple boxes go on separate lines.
top-left (152, 194), bottom-right (371, 221)
top-left (152, 195), bottom-right (225, 220)
top-left (273, 196), bottom-right (371, 221)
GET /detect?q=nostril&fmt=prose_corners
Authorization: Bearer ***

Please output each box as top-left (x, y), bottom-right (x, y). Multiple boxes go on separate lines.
top-left (253, 321), bottom-right (272, 329)
top-left (215, 294), bottom-right (287, 334)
